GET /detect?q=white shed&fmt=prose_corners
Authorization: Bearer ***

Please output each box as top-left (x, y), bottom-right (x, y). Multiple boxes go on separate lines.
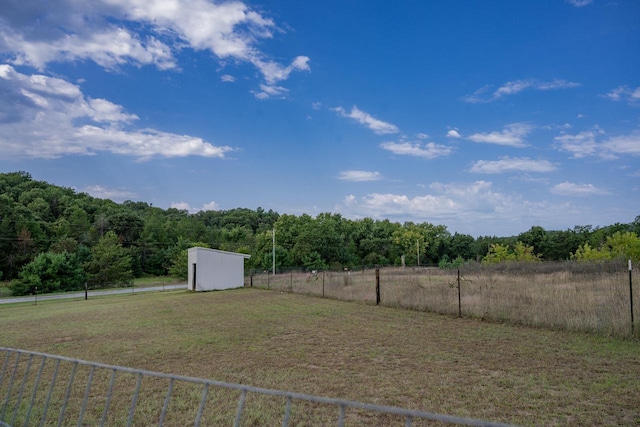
top-left (187, 247), bottom-right (251, 291)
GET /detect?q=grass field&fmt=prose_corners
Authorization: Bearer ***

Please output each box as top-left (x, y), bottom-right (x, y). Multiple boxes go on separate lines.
top-left (1, 288), bottom-right (639, 425)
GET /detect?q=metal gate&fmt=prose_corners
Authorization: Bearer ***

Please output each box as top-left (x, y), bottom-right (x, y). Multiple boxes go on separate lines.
top-left (0, 347), bottom-right (512, 427)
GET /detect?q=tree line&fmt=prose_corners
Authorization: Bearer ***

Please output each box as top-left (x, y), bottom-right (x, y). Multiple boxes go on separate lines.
top-left (1, 171), bottom-right (639, 295)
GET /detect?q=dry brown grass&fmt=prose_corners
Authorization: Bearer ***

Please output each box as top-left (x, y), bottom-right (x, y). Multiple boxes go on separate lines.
top-left (1, 289), bottom-right (640, 426)
top-left (251, 263), bottom-right (639, 337)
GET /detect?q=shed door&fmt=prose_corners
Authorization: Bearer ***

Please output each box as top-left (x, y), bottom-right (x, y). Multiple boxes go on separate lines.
top-left (192, 263), bottom-right (197, 291)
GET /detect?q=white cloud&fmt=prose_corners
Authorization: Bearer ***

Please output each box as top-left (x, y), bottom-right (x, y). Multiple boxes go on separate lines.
top-left (171, 200), bottom-right (220, 213)
top-left (82, 185), bottom-right (137, 201)
top-left (470, 157), bottom-right (556, 174)
top-left (535, 80), bottom-right (582, 91)
top-left (468, 123), bottom-right (532, 147)
top-left (0, 0), bottom-right (309, 88)
top-left (221, 74), bottom-right (235, 82)
top-left (446, 129), bottom-right (461, 138)
top-left (463, 79), bottom-right (580, 103)
top-left (253, 56), bottom-right (310, 85)
top-left (202, 201), bottom-right (220, 211)
top-left (417, 133), bottom-right (429, 139)
top-left (554, 131), bottom-right (600, 158)
top-left (3, 24), bottom-right (176, 71)
top-left (170, 202), bottom-right (192, 211)
top-left (380, 141), bottom-right (454, 159)
top-left (551, 182), bottom-right (609, 196)
top-left (337, 191), bottom-right (461, 218)
top-left (601, 133), bottom-right (640, 155)
top-left (493, 80), bottom-right (534, 98)
top-left (0, 65), bottom-right (234, 160)
top-left (252, 84), bottom-right (289, 99)
top-left (543, 123), bottom-right (572, 130)
top-left (333, 106), bottom-right (399, 135)
top-left (88, 98), bottom-right (139, 123)
top-left (335, 180), bottom-right (579, 235)
top-left (566, 0), bottom-right (593, 6)
top-left (554, 130), bottom-right (640, 159)
top-left (604, 86), bottom-right (640, 104)
top-left (338, 170), bottom-right (383, 182)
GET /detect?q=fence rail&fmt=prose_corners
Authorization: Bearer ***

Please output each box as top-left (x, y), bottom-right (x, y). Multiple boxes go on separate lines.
top-left (0, 347), bottom-right (512, 426)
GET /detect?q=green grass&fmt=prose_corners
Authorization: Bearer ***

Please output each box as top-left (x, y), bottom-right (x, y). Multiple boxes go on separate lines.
top-left (1, 288), bottom-right (639, 426)
top-left (132, 275), bottom-right (183, 288)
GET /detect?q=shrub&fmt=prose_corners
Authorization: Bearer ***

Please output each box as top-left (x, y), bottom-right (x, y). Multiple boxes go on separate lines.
top-left (10, 251), bottom-right (85, 296)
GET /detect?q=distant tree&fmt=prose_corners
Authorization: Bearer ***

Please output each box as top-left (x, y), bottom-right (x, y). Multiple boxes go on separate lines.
top-left (302, 251), bottom-right (327, 271)
top-left (85, 231), bottom-right (133, 288)
top-left (392, 222), bottom-right (430, 266)
top-left (482, 242), bottom-right (540, 263)
top-left (438, 254), bottom-right (465, 269)
top-left (517, 226), bottom-right (548, 259)
top-left (513, 241), bottom-right (541, 262)
top-left (447, 233), bottom-right (475, 261)
top-left (571, 231), bottom-right (640, 263)
top-left (109, 210), bottom-right (144, 246)
top-left (603, 231), bottom-right (640, 262)
top-left (10, 251), bottom-right (85, 296)
top-left (168, 240), bottom-right (210, 280)
top-left (50, 237), bottom-right (79, 254)
top-left (571, 243), bottom-right (612, 262)
top-left (483, 243), bottom-right (515, 263)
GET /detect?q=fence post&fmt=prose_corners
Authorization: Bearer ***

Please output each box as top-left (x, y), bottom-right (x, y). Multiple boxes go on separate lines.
top-left (267, 272), bottom-right (270, 290)
top-left (375, 267), bottom-right (380, 305)
top-left (84, 282), bottom-right (88, 301)
top-left (250, 273), bottom-right (253, 288)
top-left (290, 271), bottom-right (293, 293)
top-left (629, 260), bottom-right (634, 334)
top-left (322, 271), bottom-right (325, 298)
top-left (457, 269), bottom-right (462, 318)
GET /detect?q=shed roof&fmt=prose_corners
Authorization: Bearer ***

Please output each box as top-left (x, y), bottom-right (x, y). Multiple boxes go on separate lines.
top-left (188, 247), bottom-right (251, 259)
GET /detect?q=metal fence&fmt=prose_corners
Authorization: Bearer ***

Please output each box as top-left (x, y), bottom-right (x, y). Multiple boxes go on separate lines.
top-left (0, 347), bottom-right (512, 427)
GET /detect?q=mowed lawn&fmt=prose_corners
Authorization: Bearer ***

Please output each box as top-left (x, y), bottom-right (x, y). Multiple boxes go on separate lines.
top-left (1, 288), bottom-right (639, 426)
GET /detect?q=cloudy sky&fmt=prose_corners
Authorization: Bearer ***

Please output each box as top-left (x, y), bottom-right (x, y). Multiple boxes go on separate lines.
top-left (1, 0), bottom-right (639, 236)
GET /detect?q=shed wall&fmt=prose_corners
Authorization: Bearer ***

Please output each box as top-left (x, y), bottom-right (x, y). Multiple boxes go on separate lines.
top-left (188, 247), bottom-right (249, 291)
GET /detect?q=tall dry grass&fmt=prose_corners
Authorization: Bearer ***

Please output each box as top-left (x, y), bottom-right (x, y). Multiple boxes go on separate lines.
top-left (248, 261), bottom-right (639, 337)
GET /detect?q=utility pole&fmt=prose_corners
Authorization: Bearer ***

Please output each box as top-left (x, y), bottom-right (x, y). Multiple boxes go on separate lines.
top-left (272, 227), bottom-right (276, 276)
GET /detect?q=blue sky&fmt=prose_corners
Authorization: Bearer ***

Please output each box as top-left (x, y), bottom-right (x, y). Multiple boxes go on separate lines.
top-left (0, 0), bottom-right (639, 237)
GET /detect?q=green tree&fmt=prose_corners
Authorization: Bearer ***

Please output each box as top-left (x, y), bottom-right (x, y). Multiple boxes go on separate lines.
top-left (604, 231), bottom-right (640, 262)
top-left (483, 243), bottom-right (515, 263)
top-left (10, 251), bottom-right (86, 296)
top-left (302, 251), bottom-right (328, 271)
top-left (392, 222), bottom-right (430, 266)
top-left (85, 231), bottom-right (133, 288)
top-left (571, 243), bottom-right (612, 261)
top-left (513, 241), bottom-right (541, 262)
top-left (517, 226), bottom-right (548, 259)
top-left (168, 240), bottom-right (210, 280)
top-left (447, 232), bottom-right (475, 261)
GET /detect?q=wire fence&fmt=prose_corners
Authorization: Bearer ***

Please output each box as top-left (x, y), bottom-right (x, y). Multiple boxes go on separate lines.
top-left (247, 260), bottom-right (638, 337)
top-left (0, 347), bottom-right (513, 427)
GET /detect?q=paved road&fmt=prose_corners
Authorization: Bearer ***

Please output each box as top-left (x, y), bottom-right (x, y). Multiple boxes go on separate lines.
top-left (0, 284), bottom-right (188, 305)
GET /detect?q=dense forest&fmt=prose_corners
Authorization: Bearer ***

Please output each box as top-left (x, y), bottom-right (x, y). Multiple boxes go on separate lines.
top-left (1, 171), bottom-right (639, 294)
